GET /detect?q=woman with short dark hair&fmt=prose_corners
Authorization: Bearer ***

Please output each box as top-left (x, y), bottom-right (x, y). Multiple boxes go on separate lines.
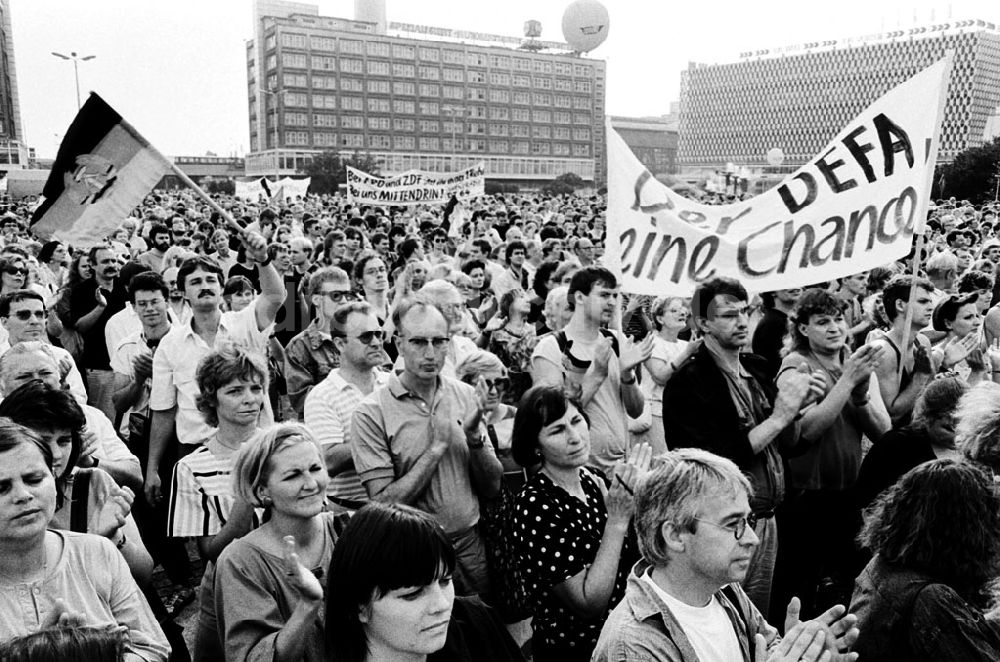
top-left (851, 459), bottom-right (1000, 660)
top-left (509, 386), bottom-right (649, 662)
top-left (325, 502), bottom-right (524, 662)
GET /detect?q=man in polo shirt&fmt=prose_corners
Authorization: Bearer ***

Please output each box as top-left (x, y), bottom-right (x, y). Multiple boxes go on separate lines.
top-left (351, 298), bottom-right (503, 596)
top-left (143, 230), bottom-right (284, 506)
top-left (305, 301), bottom-right (388, 512)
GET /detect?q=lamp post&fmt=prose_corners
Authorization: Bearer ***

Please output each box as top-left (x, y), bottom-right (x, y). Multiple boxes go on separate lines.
top-left (443, 105), bottom-right (465, 171)
top-left (51, 51), bottom-right (96, 111)
top-left (263, 87), bottom-right (282, 185)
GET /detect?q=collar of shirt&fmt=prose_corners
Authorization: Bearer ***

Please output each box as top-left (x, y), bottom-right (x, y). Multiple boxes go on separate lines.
top-left (705, 339), bottom-right (751, 380)
top-left (328, 367), bottom-right (389, 392)
top-left (304, 318), bottom-right (333, 349)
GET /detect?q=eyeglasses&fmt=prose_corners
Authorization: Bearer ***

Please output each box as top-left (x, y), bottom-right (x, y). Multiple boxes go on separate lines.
top-left (9, 309), bottom-right (45, 321)
top-left (4, 267), bottom-right (26, 276)
top-left (693, 513), bottom-right (759, 541)
top-left (482, 377), bottom-right (510, 392)
top-left (405, 336), bottom-right (450, 351)
top-left (349, 330), bottom-right (384, 345)
top-left (322, 289), bottom-right (356, 303)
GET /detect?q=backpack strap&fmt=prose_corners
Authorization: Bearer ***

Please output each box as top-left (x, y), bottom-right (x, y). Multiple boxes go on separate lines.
top-left (599, 328), bottom-right (621, 357)
top-left (69, 469), bottom-right (93, 533)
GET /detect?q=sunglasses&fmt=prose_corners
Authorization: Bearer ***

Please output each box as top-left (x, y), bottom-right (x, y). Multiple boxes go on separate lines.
top-left (349, 330), bottom-right (385, 344)
top-left (9, 309), bottom-right (45, 321)
top-left (482, 377), bottom-right (510, 392)
top-left (323, 290), bottom-right (356, 303)
top-left (4, 267), bottom-right (26, 276)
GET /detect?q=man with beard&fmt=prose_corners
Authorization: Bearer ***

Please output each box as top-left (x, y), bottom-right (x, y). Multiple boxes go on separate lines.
top-left (531, 266), bottom-right (653, 476)
top-left (68, 243), bottom-right (129, 421)
top-left (138, 223), bottom-right (173, 273)
top-left (143, 231), bottom-right (284, 507)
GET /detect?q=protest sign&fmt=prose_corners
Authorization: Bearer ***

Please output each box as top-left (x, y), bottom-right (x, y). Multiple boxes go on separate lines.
top-left (31, 93), bottom-right (172, 247)
top-left (605, 57), bottom-right (951, 296)
top-left (234, 177), bottom-right (269, 201)
top-left (347, 163), bottom-right (485, 205)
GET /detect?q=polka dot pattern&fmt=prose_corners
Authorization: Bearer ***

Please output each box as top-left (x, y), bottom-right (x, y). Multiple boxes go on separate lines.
top-left (511, 469), bottom-right (637, 654)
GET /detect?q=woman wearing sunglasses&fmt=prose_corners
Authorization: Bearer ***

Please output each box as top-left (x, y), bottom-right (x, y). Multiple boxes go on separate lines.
top-left (0, 254), bottom-right (33, 297)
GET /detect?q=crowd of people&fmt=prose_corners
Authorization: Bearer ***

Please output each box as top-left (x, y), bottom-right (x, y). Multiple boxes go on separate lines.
top-left (1, 187), bottom-right (1000, 661)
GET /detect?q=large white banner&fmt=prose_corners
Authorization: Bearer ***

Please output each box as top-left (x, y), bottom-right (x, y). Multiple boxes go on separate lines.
top-left (234, 176), bottom-right (310, 202)
top-left (606, 57), bottom-right (951, 296)
top-left (347, 163), bottom-right (485, 205)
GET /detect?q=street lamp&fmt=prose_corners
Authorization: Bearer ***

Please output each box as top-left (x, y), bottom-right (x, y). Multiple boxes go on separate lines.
top-left (51, 51), bottom-right (96, 111)
top-left (263, 87), bottom-right (283, 185)
top-left (443, 105), bottom-right (465, 170)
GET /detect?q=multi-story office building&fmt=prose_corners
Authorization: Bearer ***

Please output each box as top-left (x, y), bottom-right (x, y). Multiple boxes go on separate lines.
top-left (678, 21), bottom-right (1000, 175)
top-left (609, 115), bottom-right (678, 176)
top-left (245, 0), bottom-right (606, 187)
top-left (0, 0), bottom-right (26, 169)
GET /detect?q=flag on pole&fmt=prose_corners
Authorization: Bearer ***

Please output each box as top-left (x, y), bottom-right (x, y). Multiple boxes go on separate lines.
top-left (31, 93), bottom-right (173, 247)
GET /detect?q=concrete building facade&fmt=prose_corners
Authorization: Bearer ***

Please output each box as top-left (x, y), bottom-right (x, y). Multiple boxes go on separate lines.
top-left (245, 0), bottom-right (606, 187)
top-left (678, 22), bottom-right (1000, 175)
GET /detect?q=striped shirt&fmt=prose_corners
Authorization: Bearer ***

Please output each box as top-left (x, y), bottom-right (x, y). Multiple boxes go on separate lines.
top-left (168, 443), bottom-right (249, 538)
top-left (304, 367), bottom-right (389, 504)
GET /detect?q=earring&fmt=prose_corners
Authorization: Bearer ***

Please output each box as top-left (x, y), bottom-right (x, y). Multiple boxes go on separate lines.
top-left (261, 495), bottom-right (273, 506)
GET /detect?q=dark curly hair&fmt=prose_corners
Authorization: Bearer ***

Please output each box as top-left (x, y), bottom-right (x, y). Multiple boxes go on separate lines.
top-left (858, 459), bottom-right (1000, 608)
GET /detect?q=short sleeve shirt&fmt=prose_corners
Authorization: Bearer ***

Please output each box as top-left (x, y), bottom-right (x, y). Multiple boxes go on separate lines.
top-left (351, 374), bottom-right (495, 534)
top-left (512, 469), bottom-right (636, 653)
top-left (532, 330), bottom-right (630, 475)
top-left (149, 300), bottom-right (273, 446)
top-left (167, 442), bottom-right (260, 538)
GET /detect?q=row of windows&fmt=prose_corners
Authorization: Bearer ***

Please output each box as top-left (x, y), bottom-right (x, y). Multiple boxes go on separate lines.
top-left (279, 53), bottom-right (594, 92)
top-left (280, 130), bottom-right (593, 156)
top-left (271, 33), bottom-right (595, 76)
top-left (274, 94), bottom-right (594, 124)
top-left (279, 113), bottom-right (593, 141)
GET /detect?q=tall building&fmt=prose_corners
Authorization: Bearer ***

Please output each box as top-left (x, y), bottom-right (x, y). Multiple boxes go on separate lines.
top-left (678, 21), bottom-right (1000, 175)
top-left (0, 0), bottom-right (26, 168)
top-left (246, 0), bottom-right (606, 187)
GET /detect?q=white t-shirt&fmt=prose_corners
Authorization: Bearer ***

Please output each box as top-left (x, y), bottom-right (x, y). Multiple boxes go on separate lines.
top-left (642, 572), bottom-right (742, 662)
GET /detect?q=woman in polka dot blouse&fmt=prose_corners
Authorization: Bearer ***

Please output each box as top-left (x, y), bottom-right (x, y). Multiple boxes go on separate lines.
top-left (509, 385), bottom-right (651, 662)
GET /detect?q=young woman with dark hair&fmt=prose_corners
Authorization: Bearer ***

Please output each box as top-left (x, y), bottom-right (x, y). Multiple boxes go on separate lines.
top-left (325, 502), bottom-right (523, 662)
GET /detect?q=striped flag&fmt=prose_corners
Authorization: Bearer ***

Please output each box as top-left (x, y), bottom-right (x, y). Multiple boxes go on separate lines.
top-left (31, 93), bottom-right (172, 247)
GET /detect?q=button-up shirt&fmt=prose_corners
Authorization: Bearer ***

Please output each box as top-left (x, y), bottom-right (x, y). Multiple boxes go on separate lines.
top-left (149, 300), bottom-right (273, 446)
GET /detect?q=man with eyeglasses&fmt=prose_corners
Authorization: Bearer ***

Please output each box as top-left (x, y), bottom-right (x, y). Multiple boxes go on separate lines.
top-left (663, 276), bottom-right (814, 617)
top-left (305, 301), bottom-right (388, 512)
top-left (284, 267), bottom-right (353, 417)
top-left (352, 297), bottom-right (503, 597)
top-left (593, 448), bottom-right (860, 662)
top-left (0, 289), bottom-right (87, 403)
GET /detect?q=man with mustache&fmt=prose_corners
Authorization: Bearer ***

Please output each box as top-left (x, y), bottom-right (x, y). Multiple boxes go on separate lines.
top-left (143, 230), bottom-right (284, 508)
top-left (68, 243), bottom-right (128, 421)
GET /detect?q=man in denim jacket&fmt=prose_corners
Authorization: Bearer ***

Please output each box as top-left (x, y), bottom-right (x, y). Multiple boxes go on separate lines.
top-left (593, 449), bottom-right (860, 662)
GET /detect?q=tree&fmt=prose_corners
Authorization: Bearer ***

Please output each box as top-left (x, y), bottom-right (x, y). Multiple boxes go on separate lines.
top-left (298, 151), bottom-right (382, 195)
top-left (541, 172), bottom-right (587, 196)
top-left (205, 178), bottom-right (235, 195)
top-left (932, 137), bottom-right (1000, 204)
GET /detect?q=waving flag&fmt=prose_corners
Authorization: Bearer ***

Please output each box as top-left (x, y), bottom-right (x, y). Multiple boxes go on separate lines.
top-left (31, 93), bottom-right (173, 247)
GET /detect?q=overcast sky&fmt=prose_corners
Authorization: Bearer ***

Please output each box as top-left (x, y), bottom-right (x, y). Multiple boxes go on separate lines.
top-left (12, 0), bottom-right (1000, 158)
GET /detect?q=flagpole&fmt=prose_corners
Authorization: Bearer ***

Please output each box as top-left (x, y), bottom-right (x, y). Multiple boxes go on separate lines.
top-left (896, 54), bottom-right (951, 384)
top-left (167, 162), bottom-right (246, 235)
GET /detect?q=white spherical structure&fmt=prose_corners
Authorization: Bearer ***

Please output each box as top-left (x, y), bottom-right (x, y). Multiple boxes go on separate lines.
top-left (765, 147), bottom-right (785, 166)
top-left (561, 0), bottom-right (610, 53)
